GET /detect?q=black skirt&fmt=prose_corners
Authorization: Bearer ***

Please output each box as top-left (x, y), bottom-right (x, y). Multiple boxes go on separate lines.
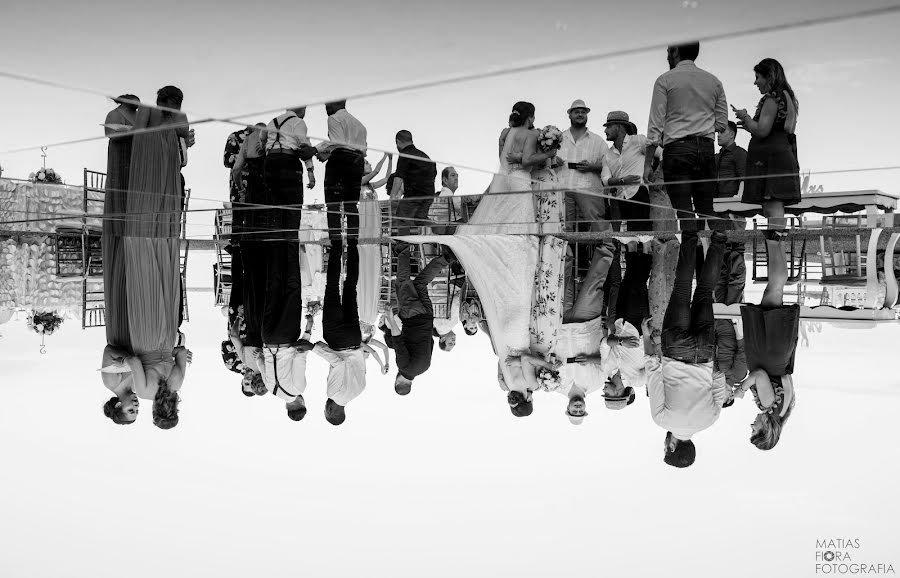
top-left (740, 303), bottom-right (800, 376)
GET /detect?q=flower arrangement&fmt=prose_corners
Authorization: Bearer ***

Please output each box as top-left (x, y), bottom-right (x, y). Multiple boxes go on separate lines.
top-left (27, 310), bottom-right (64, 335)
top-left (538, 125), bottom-right (563, 152)
top-left (537, 367), bottom-right (562, 392)
top-left (29, 168), bottom-right (63, 184)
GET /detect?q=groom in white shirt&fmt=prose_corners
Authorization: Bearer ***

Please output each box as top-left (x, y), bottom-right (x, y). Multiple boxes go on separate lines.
top-left (647, 230), bottom-right (729, 467)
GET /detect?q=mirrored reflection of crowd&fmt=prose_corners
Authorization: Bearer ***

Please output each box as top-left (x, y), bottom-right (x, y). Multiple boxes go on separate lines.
top-left (98, 43), bottom-right (801, 466)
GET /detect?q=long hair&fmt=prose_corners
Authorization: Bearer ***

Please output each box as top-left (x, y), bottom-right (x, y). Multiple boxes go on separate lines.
top-left (750, 386), bottom-right (796, 450)
top-left (102, 396), bottom-right (133, 425)
top-left (509, 101), bottom-right (535, 128)
top-left (152, 379), bottom-right (180, 430)
top-left (753, 58), bottom-right (798, 113)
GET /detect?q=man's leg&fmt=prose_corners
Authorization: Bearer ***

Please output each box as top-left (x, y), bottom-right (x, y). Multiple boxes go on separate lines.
top-left (689, 231), bottom-right (727, 341)
top-left (262, 242), bottom-right (303, 344)
top-left (566, 240), bottom-right (614, 322)
top-left (602, 243), bottom-right (622, 324)
top-left (621, 186), bottom-right (652, 232)
top-left (323, 159), bottom-right (342, 239)
top-left (342, 240), bottom-right (362, 345)
top-left (412, 196), bottom-right (435, 235)
top-left (691, 145), bottom-right (719, 231)
top-left (412, 253), bottom-right (447, 317)
top-left (338, 152), bottom-right (364, 239)
top-left (322, 240), bottom-right (344, 346)
top-left (573, 190), bottom-right (612, 232)
top-left (662, 143), bottom-right (700, 232)
top-left (662, 232), bottom-right (699, 335)
top-left (241, 241), bottom-right (265, 346)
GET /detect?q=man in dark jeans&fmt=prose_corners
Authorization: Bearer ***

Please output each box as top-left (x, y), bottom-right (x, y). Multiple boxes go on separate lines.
top-left (390, 130), bottom-right (437, 237)
top-left (644, 42), bottom-right (728, 231)
top-left (652, 230), bottom-right (728, 468)
top-left (384, 245), bottom-right (452, 395)
top-left (663, 231), bottom-right (727, 362)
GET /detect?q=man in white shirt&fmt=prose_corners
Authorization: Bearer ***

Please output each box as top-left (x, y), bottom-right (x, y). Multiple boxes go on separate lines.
top-left (428, 166), bottom-right (462, 233)
top-left (265, 315), bottom-right (316, 421)
top-left (316, 100), bottom-right (367, 239)
top-left (644, 42), bottom-right (728, 231)
top-left (648, 230), bottom-right (729, 467)
top-left (261, 107), bottom-right (318, 238)
top-left (313, 240), bottom-right (366, 425)
top-left (555, 99), bottom-right (611, 233)
top-left (601, 111), bottom-right (657, 232)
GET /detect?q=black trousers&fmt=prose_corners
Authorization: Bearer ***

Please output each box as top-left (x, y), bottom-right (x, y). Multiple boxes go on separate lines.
top-left (324, 149), bottom-right (365, 238)
top-left (616, 186), bottom-right (652, 232)
top-left (227, 244), bottom-right (244, 328)
top-left (240, 241), bottom-right (265, 347)
top-left (236, 157), bottom-right (265, 239)
top-left (242, 240), bottom-right (302, 345)
top-left (614, 251), bottom-right (652, 333)
top-left (263, 152), bottom-right (304, 240)
top-left (323, 240), bottom-right (362, 349)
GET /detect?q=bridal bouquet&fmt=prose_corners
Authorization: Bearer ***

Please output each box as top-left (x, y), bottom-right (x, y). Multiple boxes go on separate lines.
top-left (538, 125), bottom-right (563, 152)
top-left (29, 168), bottom-right (63, 184)
top-left (537, 367), bottom-right (562, 392)
top-left (27, 310), bottom-right (64, 335)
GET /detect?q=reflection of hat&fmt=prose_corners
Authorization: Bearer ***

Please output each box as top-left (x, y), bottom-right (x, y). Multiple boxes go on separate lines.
top-left (604, 110), bottom-right (633, 127)
top-left (566, 408), bottom-right (587, 425)
top-left (603, 387), bottom-right (636, 411)
top-left (567, 99), bottom-right (591, 113)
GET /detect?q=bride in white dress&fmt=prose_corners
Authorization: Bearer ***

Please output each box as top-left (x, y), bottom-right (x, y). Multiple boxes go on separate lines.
top-left (457, 101), bottom-right (563, 236)
top-left (395, 103), bottom-right (567, 403)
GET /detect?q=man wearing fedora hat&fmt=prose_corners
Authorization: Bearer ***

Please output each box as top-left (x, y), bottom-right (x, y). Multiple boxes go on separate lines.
top-left (556, 99), bottom-right (610, 233)
top-left (601, 110), bottom-right (659, 232)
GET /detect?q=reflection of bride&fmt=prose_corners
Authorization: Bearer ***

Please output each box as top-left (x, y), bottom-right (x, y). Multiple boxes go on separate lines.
top-left (457, 101), bottom-right (562, 235)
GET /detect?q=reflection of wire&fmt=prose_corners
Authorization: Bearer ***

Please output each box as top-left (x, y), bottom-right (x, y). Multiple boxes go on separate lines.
top-left (2, 4), bottom-right (899, 155)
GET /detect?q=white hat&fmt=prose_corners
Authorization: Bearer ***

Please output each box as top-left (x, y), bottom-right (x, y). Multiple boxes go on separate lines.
top-left (567, 99), bottom-right (591, 113)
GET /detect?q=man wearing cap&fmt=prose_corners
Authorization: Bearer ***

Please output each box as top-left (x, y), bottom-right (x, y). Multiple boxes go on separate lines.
top-left (556, 100), bottom-right (610, 233)
top-left (644, 42), bottom-right (728, 231)
top-left (601, 111), bottom-right (660, 232)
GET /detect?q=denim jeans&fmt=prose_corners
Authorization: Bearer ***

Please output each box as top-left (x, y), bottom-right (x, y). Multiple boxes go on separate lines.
top-left (662, 138), bottom-right (720, 232)
top-left (661, 232), bottom-right (726, 363)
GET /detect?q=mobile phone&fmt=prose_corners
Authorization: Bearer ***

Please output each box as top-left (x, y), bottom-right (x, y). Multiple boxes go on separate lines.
top-left (568, 162), bottom-right (579, 169)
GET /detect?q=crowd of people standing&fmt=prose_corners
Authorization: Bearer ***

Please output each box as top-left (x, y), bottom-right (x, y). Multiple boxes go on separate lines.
top-left (99, 41), bottom-right (801, 469)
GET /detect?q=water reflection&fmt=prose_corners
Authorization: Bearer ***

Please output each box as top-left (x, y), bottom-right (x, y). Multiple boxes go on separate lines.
top-left (2, 167), bottom-right (898, 469)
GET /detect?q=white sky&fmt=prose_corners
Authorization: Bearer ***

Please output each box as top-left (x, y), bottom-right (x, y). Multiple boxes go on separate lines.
top-left (1, 1), bottom-right (899, 575)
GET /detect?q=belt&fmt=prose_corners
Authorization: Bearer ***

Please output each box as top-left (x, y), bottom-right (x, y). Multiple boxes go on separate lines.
top-left (267, 148), bottom-right (299, 155)
top-left (667, 135), bottom-right (714, 145)
top-left (332, 147), bottom-right (363, 156)
top-left (332, 345), bottom-right (361, 352)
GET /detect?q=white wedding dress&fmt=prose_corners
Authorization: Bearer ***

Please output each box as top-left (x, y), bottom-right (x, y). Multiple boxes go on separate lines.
top-left (457, 126), bottom-right (538, 235)
top-left (357, 186), bottom-right (382, 325)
